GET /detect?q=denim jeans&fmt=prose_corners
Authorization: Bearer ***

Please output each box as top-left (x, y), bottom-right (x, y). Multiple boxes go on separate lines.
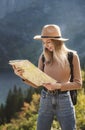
top-left (37, 89), bottom-right (76, 130)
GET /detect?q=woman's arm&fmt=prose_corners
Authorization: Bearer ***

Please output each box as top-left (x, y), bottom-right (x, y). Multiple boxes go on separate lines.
top-left (60, 52), bottom-right (82, 91)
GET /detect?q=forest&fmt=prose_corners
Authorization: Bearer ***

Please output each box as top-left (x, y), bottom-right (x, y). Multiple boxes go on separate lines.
top-left (0, 70), bottom-right (85, 130)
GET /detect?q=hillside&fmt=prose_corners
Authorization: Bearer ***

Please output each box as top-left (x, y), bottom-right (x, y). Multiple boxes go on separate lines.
top-left (0, 0), bottom-right (85, 71)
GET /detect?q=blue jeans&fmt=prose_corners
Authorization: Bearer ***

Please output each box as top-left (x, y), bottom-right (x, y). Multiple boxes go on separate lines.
top-left (37, 89), bottom-right (76, 130)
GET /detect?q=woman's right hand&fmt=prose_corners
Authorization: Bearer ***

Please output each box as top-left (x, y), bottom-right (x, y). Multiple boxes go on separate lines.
top-left (12, 65), bottom-right (36, 88)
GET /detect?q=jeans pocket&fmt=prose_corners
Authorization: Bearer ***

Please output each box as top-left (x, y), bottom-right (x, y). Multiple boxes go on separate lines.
top-left (59, 93), bottom-right (73, 107)
top-left (39, 90), bottom-right (51, 113)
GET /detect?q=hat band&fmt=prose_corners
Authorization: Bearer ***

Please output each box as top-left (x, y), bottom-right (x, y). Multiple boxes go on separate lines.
top-left (41, 36), bottom-right (61, 38)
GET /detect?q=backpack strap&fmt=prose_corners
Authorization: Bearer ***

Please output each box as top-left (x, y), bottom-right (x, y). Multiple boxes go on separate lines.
top-left (42, 54), bottom-right (45, 71)
top-left (68, 52), bottom-right (77, 105)
top-left (67, 52), bottom-right (74, 82)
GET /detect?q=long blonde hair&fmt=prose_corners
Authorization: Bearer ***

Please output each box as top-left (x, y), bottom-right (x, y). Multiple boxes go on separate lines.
top-left (43, 40), bottom-right (70, 67)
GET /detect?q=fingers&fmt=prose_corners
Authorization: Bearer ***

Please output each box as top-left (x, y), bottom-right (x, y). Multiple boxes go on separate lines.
top-left (43, 83), bottom-right (51, 86)
top-left (13, 66), bottom-right (24, 76)
top-left (43, 83), bottom-right (52, 91)
top-left (42, 82), bottom-right (60, 91)
top-left (12, 65), bottom-right (16, 70)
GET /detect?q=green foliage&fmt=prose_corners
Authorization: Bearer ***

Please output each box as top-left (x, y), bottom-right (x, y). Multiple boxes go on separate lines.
top-left (29, 93), bottom-right (40, 114)
top-left (0, 93), bottom-right (40, 130)
top-left (0, 85), bottom-right (41, 125)
top-left (5, 85), bottom-right (24, 123)
top-left (0, 104), bottom-right (6, 125)
top-left (24, 87), bottom-right (35, 103)
top-left (75, 89), bottom-right (85, 130)
top-left (0, 85), bottom-right (25, 124)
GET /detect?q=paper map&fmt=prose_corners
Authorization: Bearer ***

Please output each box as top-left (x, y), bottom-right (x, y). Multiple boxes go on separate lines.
top-left (9, 60), bottom-right (56, 88)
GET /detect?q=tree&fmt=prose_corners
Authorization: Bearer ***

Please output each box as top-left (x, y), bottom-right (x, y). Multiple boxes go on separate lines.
top-left (25, 87), bottom-right (35, 103)
top-left (0, 103), bottom-right (5, 124)
top-left (5, 85), bottom-right (24, 122)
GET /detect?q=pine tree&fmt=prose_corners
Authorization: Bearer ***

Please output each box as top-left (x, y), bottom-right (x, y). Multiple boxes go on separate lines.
top-left (0, 103), bottom-right (5, 124)
top-left (5, 85), bottom-right (24, 123)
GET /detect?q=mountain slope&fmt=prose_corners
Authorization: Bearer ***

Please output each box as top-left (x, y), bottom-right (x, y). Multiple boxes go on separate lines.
top-left (0, 0), bottom-right (85, 71)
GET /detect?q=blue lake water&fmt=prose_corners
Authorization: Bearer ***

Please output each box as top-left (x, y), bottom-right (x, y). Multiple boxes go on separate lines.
top-left (0, 71), bottom-right (29, 105)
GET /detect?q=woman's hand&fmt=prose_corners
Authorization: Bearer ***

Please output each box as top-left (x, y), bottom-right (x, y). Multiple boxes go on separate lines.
top-left (43, 82), bottom-right (61, 91)
top-left (13, 65), bottom-right (24, 76)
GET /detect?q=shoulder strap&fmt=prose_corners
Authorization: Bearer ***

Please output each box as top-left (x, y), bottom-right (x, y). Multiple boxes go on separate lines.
top-left (42, 54), bottom-right (45, 71)
top-left (42, 54), bottom-right (45, 63)
top-left (68, 52), bottom-right (74, 82)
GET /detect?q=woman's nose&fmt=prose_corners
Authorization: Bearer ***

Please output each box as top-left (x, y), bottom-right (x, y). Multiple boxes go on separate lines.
top-left (43, 43), bottom-right (47, 47)
top-left (45, 43), bottom-right (49, 47)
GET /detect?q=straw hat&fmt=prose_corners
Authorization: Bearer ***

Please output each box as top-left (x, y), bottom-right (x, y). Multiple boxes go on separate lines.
top-left (33, 24), bottom-right (68, 41)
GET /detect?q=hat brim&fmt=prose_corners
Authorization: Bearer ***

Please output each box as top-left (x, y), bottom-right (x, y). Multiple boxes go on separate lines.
top-left (33, 35), bottom-right (69, 41)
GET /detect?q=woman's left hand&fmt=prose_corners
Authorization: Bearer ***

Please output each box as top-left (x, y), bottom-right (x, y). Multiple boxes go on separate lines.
top-left (43, 82), bottom-right (61, 91)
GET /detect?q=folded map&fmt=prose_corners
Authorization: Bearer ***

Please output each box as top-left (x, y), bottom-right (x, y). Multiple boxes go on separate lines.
top-left (9, 60), bottom-right (57, 88)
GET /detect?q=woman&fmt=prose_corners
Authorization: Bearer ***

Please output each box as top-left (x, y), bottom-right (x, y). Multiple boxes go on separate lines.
top-left (33, 24), bottom-right (82, 130)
